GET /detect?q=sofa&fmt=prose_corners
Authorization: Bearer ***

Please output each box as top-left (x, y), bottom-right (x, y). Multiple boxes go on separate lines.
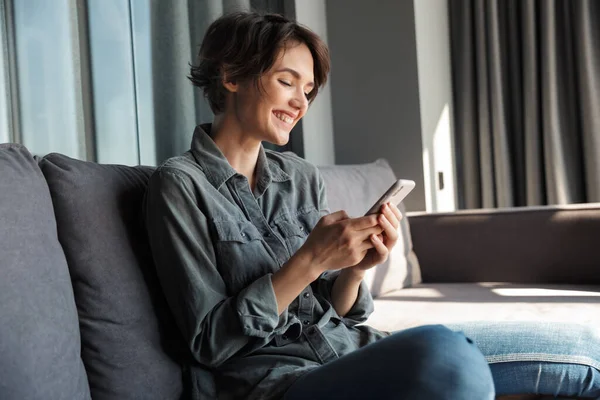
top-left (1, 142), bottom-right (598, 399)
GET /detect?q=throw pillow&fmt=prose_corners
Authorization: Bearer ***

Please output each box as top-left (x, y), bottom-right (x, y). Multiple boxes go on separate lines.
top-left (40, 153), bottom-right (192, 400)
top-left (0, 144), bottom-right (90, 399)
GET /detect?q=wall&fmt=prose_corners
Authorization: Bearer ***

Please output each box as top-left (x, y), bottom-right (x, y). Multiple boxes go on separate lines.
top-left (293, 0), bottom-right (336, 166)
top-left (414, 0), bottom-right (458, 212)
top-left (325, 0), bottom-right (426, 211)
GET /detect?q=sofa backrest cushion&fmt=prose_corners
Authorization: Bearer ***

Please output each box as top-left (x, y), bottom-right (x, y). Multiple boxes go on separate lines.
top-left (318, 159), bottom-right (422, 296)
top-left (39, 153), bottom-right (198, 399)
top-left (0, 144), bottom-right (91, 400)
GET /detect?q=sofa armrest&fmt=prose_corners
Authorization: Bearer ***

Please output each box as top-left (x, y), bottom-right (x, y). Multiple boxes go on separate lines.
top-left (407, 203), bottom-right (600, 284)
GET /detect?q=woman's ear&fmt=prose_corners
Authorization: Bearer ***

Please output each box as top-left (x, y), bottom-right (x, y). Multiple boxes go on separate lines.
top-left (222, 71), bottom-right (238, 93)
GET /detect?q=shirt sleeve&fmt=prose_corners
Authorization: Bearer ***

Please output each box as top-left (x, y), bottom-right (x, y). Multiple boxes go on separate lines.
top-left (316, 168), bottom-right (331, 218)
top-left (144, 169), bottom-right (294, 368)
top-left (311, 170), bottom-right (375, 325)
top-left (312, 270), bottom-right (375, 326)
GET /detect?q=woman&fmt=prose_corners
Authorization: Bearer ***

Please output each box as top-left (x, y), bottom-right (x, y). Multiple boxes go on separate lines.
top-left (145, 12), bottom-right (599, 400)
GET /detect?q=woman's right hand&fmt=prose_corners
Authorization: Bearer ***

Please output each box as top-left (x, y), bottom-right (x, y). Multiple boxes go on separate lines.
top-left (298, 210), bottom-right (383, 276)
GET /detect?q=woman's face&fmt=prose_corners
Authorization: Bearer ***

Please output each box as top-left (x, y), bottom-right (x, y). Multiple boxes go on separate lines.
top-left (229, 42), bottom-right (315, 146)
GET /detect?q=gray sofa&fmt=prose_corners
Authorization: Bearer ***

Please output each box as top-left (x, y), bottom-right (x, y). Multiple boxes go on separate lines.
top-left (1, 143), bottom-right (598, 400)
top-left (369, 203), bottom-right (600, 333)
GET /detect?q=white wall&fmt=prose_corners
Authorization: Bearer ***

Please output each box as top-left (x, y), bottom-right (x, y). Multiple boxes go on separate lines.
top-left (325, 0), bottom-right (426, 211)
top-left (295, 0), bottom-right (456, 212)
top-left (414, 0), bottom-right (457, 212)
top-left (293, 0), bottom-right (336, 166)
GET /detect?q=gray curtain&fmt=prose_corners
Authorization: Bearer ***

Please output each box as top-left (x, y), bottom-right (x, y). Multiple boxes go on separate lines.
top-left (449, 0), bottom-right (600, 209)
top-left (149, 0), bottom-right (250, 164)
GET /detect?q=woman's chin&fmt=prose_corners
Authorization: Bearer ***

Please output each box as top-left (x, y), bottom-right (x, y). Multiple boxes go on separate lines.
top-left (272, 137), bottom-right (290, 147)
top-left (268, 130), bottom-right (291, 147)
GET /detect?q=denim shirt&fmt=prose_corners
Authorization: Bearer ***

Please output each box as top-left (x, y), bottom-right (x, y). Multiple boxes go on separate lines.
top-left (144, 124), bottom-right (387, 400)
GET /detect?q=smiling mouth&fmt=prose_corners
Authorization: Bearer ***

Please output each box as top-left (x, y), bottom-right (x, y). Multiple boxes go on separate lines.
top-left (273, 111), bottom-right (294, 125)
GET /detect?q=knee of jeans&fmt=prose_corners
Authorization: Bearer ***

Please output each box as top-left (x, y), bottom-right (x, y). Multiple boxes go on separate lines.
top-left (411, 325), bottom-right (474, 351)
top-left (401, 325), bottom-right (495, 392)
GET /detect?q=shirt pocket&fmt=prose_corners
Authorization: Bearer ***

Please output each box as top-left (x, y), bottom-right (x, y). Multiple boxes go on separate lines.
top-left (273, 207), bottom-right (320, 255)
top-left (212, 219), bottom-right (276, 294)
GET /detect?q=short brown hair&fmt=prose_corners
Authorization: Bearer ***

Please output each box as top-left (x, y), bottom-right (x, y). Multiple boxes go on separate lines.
top-left (188, 12), bottom-right (330, 114)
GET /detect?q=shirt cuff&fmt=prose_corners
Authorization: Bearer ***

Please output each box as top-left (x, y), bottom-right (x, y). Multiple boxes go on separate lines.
top-left (315, 270), bottom-right (375, 326)
top-left (342, 278), bottom-right (375, 325)
top-left (236, 274), bottom-right (298, 338)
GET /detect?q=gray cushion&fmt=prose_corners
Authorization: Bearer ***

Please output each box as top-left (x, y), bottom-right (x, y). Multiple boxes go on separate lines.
top-left (0, 144), bottom-right (90, 400)
top-left (318, 159), bottom-right (422, 296)
top-left (40, 153), bottom-right (189, 400)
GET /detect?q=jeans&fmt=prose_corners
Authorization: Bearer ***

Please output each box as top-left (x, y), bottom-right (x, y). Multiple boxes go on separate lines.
top-left (284, 322), bottom-right (600, 400)
top-left (283, 325), bottom-right (495, 400)
top-left (447, 321), bottom-right (600, 398)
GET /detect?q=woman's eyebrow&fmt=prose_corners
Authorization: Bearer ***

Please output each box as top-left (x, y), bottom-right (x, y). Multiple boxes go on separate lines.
top-left (275, 67), bottom-right (315, 88)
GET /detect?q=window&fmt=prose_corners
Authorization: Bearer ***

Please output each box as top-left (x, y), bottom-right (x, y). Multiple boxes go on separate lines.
top-left (1, 0), bottom-right (300, 164)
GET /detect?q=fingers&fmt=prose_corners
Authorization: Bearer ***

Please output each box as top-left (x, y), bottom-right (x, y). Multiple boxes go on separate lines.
top-left (373, 204), bottom-right (398, 241)
top-left (357, 239), bottom-right (375, 253)
top-left (355, 226), bottom-right (382, 249)
top-left (380, 202), bottom-right (402, 229)
top-left (323, 210), bottom-right (350, 223)
top-left (388, 202), bottom-right (403, 223)
top-left (348, 214), bottom-right (380, 230)
top-left (377, 213), bottom-right (399, 243)
top-left (370, 233), bottom-right (389, 257)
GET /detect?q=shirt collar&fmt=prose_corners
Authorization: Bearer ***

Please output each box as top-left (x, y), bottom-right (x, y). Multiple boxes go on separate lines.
top-left (190, 124), bottom-right (290, 193)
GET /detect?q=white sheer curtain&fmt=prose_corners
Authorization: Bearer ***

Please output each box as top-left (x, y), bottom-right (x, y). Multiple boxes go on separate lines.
top-left (11, 0), bottom-right (92, 160)
top-left (0, 0), bottom-right (269, 165)
top-left (0, 0), bottom-right (11, 144)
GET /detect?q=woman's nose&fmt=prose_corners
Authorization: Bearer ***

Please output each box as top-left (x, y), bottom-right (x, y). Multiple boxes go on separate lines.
top-left (290, 90), bottom-right (308, 111)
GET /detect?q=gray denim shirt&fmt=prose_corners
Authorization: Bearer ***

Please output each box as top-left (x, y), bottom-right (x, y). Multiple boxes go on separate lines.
top-left (144, 124), bottom-right (387, 400)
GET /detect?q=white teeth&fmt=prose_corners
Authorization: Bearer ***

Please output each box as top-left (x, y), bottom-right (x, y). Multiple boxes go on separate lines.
top-left (274, 112), bottom-right (294, 124)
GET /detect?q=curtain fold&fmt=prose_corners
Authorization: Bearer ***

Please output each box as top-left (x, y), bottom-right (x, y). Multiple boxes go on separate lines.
top-left (149, 0), bottom-right (251, 164)
top-left (450, 0), bottom-right (600, 209)
top-left (148, 0), bottom-right (296, 164)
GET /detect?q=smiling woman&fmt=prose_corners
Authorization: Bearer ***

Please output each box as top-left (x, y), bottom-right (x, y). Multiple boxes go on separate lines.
top-left (144, 11), bottom-right (497, 400)
top-left (188, 13), bottom-right (328, 112)
top-left (187, 13), bottom-right (330, 159)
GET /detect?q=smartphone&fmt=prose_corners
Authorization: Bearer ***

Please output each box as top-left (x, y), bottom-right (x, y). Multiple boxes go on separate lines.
top-left (364, 179), bottom-right (416, 216)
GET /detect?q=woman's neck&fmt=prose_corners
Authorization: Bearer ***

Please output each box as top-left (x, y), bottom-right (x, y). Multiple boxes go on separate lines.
top-left (210, 114), bottom-right (261, 189)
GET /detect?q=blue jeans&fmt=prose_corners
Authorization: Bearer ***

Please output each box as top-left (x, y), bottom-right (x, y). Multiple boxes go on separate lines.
top-left (284, 325), bottom-right (495, 400)
top-left (284, 322), bottom-right (600, 399)
top-left (447, 321), bottom-right (600, 398)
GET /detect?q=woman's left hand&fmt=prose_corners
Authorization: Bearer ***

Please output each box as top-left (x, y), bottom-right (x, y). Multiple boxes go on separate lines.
top-left (346, 202), bottom-right (403, 277)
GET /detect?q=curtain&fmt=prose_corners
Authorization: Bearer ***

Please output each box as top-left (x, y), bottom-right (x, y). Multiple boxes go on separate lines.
top-left (149, 0), bottom-right (251, 164)
top-left (449, 0), bottom-right (600, 209)
top-left (1, 0), bottom-right (290, 165)
top-left (149, 0), bottom-right (297, 164)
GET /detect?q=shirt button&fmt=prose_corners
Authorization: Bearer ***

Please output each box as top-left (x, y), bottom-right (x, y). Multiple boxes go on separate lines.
top-left (303, 292), bottom-right (310, 298)
top-left (303, 320), bottom-right (310, 325)
top-left (241, 233), bottom-right (246, 238)
top-left (264, 232), bottom-right (271, 238)
top-left (299, 226), bottom-right (304, 231)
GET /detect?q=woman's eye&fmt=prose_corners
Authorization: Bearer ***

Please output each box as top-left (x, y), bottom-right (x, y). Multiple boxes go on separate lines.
top-left (279, 80), bottom-right (292, 87)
